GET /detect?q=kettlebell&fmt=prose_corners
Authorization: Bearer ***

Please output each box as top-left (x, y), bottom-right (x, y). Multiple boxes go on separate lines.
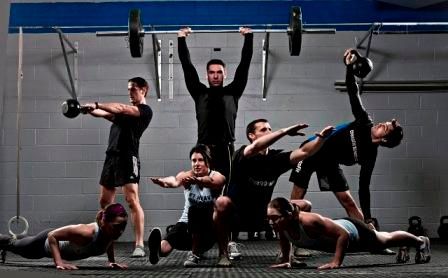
top-left (62, 99), bottom-right (89, 118)
top-left (438, 216), bottom-right (448, 240)
top-left (344, 49), bottom-right (373, 78)
top-left (407, 216), bottom-right (426, 237)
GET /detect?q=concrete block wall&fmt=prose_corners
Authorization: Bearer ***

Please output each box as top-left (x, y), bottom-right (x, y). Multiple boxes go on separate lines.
top-left (1, 30), bottom-right (447, 241)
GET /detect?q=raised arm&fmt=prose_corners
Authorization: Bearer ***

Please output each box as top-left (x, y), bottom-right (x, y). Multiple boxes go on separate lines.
top-left (178, 28), bottom-right (205, 97)
top-left (344, 49), bottom-right (369, 120)
top-left (243, 123), bottom-right (309, 158)
top-left (227, 28), bottom-right (253, 96)
top-left (289, 126), bottom-right (334, 165)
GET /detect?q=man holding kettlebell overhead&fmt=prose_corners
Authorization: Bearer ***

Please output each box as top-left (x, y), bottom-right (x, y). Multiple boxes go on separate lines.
top-left (83, 77), bottom-right (153, 257)
top-left (290, 49), bottom-right (403, 233)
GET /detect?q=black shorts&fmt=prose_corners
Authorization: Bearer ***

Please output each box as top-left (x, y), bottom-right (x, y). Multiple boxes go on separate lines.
top-left (342, 217), bottom-right (378, 252)
top-left (290, 155), bottom-right (349, 192)
top-left (164, 207), bottom-right (215, 253)
top-left (100, 154), bottom-right (140, 188)
top-left (207, 143), bottom-right (234, 196)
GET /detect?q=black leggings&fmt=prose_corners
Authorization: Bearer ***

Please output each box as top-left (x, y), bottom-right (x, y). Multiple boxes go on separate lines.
top-left (8, 229), bottom-right (54, 259)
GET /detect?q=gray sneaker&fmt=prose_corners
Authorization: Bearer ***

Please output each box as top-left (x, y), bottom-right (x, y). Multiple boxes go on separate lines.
top-left (396, 247), bottom-right (410, 263)
top-left (415, 236), bottom-right (431, 264)
top-left (184, 252), bottom-right (200, 267)
top-left (131, 245), bottom-right (146, 258)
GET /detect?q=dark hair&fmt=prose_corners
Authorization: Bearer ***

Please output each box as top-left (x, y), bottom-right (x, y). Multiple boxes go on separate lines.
top-left (380, 120), bottom-right (403, 148)
top-left (189, 144), bottom-right (212, 168)
top-left (246, 118), bottom-right (268, 142)
top-left (206, 59), bottom-right (226, 71)
top-left (96, 203), bottom-right (128, 224)
top-left (128, 77), bottom-right (149, 97)
top-left (269, 197), bottom-right (298, 217)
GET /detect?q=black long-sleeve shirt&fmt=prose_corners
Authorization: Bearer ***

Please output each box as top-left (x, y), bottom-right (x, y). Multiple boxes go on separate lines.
top-left (178, 34), bottom-right (253, 144)
top-left (294, 67), bottom-right (378, 219)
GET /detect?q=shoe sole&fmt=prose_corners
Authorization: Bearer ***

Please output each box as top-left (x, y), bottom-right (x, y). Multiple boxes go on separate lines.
top-left (148, 228), bottom-right (162, 264)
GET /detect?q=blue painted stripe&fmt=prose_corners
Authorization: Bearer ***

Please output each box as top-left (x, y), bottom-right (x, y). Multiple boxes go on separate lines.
top-left (307, 122), bottom-right (350, 141)
top-left (8, 1), bottom-right (448, 33)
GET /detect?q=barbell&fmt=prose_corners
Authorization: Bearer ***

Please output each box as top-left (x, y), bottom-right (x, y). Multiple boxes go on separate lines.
top-left (97, 6), bottom-right (304, 57)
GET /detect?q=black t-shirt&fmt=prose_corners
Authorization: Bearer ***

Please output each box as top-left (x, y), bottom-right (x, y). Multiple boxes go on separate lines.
top-left (178, 34), bottom-right (253, 145)
top-left (229, 146), bottom-right (292, 229)
top-left (106, 104), bottom-right (152, 156)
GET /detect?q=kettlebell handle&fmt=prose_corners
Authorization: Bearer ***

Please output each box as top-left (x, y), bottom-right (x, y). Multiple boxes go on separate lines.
top-left (409, 216), bottom-right (422, 226)
top-left (441, 216), bottom-right (448, 224)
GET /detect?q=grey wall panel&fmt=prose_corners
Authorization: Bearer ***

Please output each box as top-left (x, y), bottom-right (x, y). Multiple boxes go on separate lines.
top-left (1, 30), bottom-right (448, 241)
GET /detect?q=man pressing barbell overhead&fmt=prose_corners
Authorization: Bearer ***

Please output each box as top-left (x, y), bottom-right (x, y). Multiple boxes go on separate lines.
top-left (289, 49), bottom-right (404, 231)
top-left (82, 77), bottom-right (153, 258)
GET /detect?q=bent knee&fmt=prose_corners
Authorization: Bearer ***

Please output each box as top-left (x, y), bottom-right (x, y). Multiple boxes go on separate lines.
top-left (215, 196), bottom-right (232, 212)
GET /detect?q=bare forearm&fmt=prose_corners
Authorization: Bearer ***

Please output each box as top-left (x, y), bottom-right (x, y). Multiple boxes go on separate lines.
top-left (246, 129), bottom-right (287, 157)
top-left (290, 137), bottom-right (325, 164)
top-left (159, 176), bottom-right (179, 188)
top-left (107, 243), bottom-right (115, 263)
top-left (333, 236), bottom-right (348, 266)
top-left (196, 175), bottom-right (224, 190)
top-left (47, 235), bottom-right (64, 266)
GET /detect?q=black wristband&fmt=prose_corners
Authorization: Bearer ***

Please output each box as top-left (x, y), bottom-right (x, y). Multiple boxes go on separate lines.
top-left (316, 134), bottom-right (324, 138)
top-left (95, 102), bottom-right (99, 109)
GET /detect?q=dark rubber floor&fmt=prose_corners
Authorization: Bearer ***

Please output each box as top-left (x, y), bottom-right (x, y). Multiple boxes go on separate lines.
top-left (1, 239), bottom-right (447, 278)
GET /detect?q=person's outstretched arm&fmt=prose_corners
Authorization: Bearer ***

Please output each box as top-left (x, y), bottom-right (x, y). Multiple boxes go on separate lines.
top-left (150, 172), bottom-right (187, 188)
top-left (181, 171), bottom-right (226, 191)
top-left (289, 126), bottom-right (334, 165)
top-left (243, 123), bottom-right (309, 158)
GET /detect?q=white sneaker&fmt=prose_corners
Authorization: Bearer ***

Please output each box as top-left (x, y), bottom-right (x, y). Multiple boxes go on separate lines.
top-left (184, 251), bottom-right (200, 267)
top-left (228, 241), bottom-right (243, 260)
top-left (415, 236), bottom-right (431, 264)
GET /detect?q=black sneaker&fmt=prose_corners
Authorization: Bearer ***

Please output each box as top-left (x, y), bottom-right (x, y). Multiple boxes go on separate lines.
top-left (148, 227), bottom-right (162, 265)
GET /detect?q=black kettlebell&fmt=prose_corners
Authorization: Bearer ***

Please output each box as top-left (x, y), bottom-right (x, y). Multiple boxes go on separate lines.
top-left (61, 99), bottom-right (90, 118)
top-left (438, 216), bottom-right (448, 240)
top-left (407, 216), bottom-right (426, 237)
top-left (344, 49), bottom-right (373, 78)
